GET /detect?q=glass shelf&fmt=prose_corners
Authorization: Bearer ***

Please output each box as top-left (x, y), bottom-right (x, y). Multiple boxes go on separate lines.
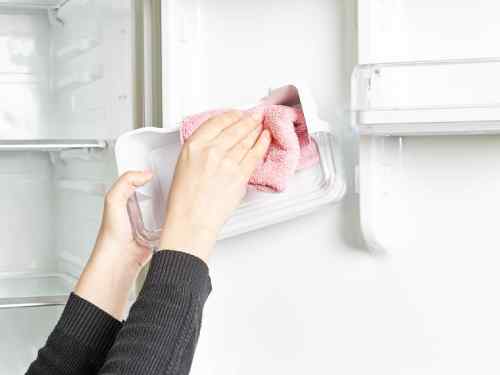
top-left (0, 140), bottom-right (107, 151)
top-left (0, 273), bottom-right (75, 309)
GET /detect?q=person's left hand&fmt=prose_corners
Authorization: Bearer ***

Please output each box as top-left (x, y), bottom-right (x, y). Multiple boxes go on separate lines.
top-left (97, 171), bottom-right (154, 269)
top-left (75, 171), bottom-right (153, 320)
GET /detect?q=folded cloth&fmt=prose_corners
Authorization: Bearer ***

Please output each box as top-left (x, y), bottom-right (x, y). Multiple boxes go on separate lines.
top-left (180, 105), bottom-right (320, 192)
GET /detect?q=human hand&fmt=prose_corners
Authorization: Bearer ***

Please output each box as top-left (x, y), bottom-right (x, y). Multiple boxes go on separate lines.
top-left (75, 171), bottom-right (153, 320)
top-left (159, 111), bottom-right (271, 262)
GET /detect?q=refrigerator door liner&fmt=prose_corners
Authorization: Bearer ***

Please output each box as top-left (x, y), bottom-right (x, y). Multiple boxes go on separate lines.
top-left (116, 85), bottom-right (345, 249)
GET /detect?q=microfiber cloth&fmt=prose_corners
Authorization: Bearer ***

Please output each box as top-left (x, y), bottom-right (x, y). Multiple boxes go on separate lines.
top-left (180, 105), bottom-right (320, 192)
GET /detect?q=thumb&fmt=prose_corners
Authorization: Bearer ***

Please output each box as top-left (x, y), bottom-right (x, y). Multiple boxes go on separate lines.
top-left (107, 171), bottom-right (153, 205)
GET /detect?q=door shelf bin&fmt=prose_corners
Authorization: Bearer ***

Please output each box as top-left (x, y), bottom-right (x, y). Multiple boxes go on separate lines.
top-left (118, 129), bottom-right (345, 249)
top-left (352, 58), bottom-right (500, 136)
top-left (117, 83), bottom-right (346, 249)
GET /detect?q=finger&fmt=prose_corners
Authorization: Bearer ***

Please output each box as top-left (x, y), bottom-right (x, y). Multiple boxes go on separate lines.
top-left (226, 122), bottom-right (263, 163)
top-left (107, 171), bottom-right (153, 205)
top-left (241, 129), bottom-right (271, 179)
top-left (214, 112), bottom-right (263, 151)
top-left (189, 110), bottom-right (244, 143)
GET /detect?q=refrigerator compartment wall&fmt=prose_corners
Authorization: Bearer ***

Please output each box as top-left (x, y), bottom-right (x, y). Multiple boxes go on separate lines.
top-left (0, 5), bottom-right (52, 139)
top-left (0, 149), bottom-right (113, 308)
top-left (116, 84), bottom-right (345, 248)
top-left (55, 65), bottom-right (103, 90)
top-left (0, 0), bottom-right (135, 141)
top-left (352, 58), bottom-right (500, 135)
top-left (0, 304), bottom-right (64, 373)
top-left (55, 37), bottom-right (99, 60)
top-left (0, 151), bottom-right (76, 308)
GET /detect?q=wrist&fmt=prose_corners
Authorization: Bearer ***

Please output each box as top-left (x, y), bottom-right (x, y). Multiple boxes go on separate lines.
top-left (94, 231), bottom-right (145, 275)
top-left (159, 222), bottom-right (217, 263)
top-left (75, 249), bottom-right (139, 321)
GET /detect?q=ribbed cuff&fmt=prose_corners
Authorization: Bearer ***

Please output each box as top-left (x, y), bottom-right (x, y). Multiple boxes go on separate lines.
top-left (144, 250), bottom-right (212, 301)
top-left (53, 293), bottom-right (123, 354)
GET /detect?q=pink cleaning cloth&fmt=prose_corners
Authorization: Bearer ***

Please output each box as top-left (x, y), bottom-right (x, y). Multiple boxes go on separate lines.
top-left (180, 105), bottom-right (320, 192)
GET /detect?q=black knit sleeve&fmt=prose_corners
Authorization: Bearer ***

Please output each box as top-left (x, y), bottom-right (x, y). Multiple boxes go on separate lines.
top-left (26, 293), bottom-right (123, 375)
top-left (97, 250), bottom-right (212, 375)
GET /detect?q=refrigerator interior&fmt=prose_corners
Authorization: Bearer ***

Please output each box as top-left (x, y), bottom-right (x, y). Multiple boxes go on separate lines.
top-left (0, 0), bottom-right (134, 318)
top-left (0, 0), bottom-right (134, 140)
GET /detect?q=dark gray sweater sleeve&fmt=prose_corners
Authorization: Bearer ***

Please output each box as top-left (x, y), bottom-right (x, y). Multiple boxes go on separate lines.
top-left (26, 250), bottom-right (211, 375)
top-left (26, 293), bottom-right (123, 374)
top-left (98, 250), bottom-right (212, 375)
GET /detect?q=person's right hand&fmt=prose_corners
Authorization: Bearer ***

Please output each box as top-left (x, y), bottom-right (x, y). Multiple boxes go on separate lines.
top-left (159, 111), bottom-right (271, 262)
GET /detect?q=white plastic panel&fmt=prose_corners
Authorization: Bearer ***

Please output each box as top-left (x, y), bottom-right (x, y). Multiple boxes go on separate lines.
top-left (358, 0), bottom-right (500, 64)
top-left (162, 0), bottom-right (355, 131)
top-left (359, 135), bottom-right (500, 252)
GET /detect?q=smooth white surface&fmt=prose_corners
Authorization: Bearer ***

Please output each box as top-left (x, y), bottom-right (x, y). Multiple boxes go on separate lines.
top-left (358, 0), bottom-right (500, 63)
top-left (161, 0), bottom-right (354, 132)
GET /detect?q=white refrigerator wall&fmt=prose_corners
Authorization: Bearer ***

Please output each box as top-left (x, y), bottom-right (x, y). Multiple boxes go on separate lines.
top-left (185, 1), bottom-right (500, 375)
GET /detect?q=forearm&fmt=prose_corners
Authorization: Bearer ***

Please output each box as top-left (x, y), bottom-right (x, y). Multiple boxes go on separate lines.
top-left (26, 294), bottom-right (122, 375)
top-left (74, 233), bottom-right (142, 321)
top-left (98, 250), bottom-right (211, 375)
